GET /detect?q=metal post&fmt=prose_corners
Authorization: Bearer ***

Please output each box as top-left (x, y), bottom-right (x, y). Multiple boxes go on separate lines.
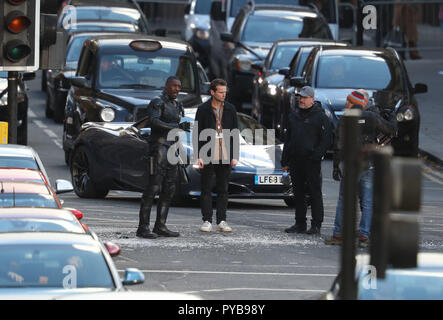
top-left (369, 147), bottom-right (393, 279)
top-left (339, 110), bottom-right (361, 300)
top-left (356, 0), bottom-right (364, 45)
top-left (7, 71), bottom-right (19, 145)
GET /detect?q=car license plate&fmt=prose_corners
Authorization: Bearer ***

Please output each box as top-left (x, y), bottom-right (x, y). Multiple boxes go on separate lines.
top-left (255, 175), bottom-right (282, 185)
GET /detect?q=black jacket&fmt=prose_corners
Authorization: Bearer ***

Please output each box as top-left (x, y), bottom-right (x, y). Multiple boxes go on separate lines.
top-left (148, 92), bottom-right (184, 145)
top-left (281, 101), bottom-right (333, 166)
top-left (193, 99), bottom-right (239, 163)
top-left (333, 104), bottom-right (398, 168)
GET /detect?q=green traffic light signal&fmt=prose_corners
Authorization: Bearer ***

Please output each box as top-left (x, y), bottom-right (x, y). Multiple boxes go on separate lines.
top-left (4, 39), bottom-right (31, 62)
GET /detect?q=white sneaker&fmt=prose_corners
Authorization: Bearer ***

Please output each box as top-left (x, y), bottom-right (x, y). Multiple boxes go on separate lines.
top-left (200, 221), bottom-right (212, 232)
top-left (217, 221), bottom-right (232, 232)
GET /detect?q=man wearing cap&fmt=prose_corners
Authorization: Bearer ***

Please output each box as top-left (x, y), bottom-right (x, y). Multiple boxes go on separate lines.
top-left (282, 86), bottom-right (333, 235)
top-left (325, 90), bottom-right (397, 247)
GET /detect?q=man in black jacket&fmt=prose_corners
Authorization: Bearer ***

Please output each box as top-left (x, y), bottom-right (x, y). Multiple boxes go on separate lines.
top-left (282, 86), bottom-right (333, 235)
top-left (192, 78), bottom-right (239, 233)
top-left (136, 76), bottom-right (191, 239)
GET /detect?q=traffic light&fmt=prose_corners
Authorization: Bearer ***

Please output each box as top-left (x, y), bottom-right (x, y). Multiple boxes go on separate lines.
top-left (0, 0), bottom-right (40, 71)
top-left (40, 0), bottom-right (66, 69)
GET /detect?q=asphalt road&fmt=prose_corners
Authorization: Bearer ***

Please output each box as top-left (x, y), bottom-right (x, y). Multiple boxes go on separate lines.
top-left (24, 69), bottom-right (443, 300)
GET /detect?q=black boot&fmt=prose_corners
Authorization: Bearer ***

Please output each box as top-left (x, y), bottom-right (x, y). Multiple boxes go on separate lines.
top-left (136, 198), bottom-right (158, 239)
top-left (153, 201), bottom-right (179, 237)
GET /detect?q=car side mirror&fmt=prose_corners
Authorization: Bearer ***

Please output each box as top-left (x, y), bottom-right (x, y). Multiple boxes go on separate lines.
top-left (414, 83), bottom-right (427, 94)
top-left (154, 29), bottom-right (167, 37)
top-left (22, 72), bottom-right (36, 81)
top-left (122, 268), bottom-right (145, 286)
top-left (290, 76), bottom-right (307, 88)
top-left (251, 61), bottom-right (264, 72)
top-left (278, 67), bottom-right (290, 77)
top-left (71, 76), bottom-right (90, 89)
top-left (201, 82), bottom-right (210, 94)
top-left (55, 179), bottom-right (74, 194)
top-left (220, 32), bottom-right (234, 42)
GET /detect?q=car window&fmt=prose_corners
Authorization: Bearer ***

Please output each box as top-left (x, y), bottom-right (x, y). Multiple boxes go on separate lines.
top-left (0, 194), bottom-right (59, 208)
top-left (195, 0), bottom-right (211, 14)
top-left (0, 219), bottom-right (84, 233)
top-left (0, 244), bottom-right (115, 288)
top-left (60, 7), bottom-right (143, 27)
top-left (292, 48), bottom-right (312, 76)
top-left (241, 15), bottom-right (330, 43)
top-left (316, 55), bottom-right (405, 92)
top-left (230, 0), bottom-right (300, 17)
top-left (0, 156), bottom-right (39, 170)
top-left (66, 35), bottom-right (90, 63)
top-left (98, 53), bottom-right (195, 92)
top-left (270, 45), bottom-right (302, 70)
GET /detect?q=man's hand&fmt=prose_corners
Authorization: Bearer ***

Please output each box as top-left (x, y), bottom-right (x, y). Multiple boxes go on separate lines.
top-left (231, 159), bottom-right (238, 168)
top-left (333, 167), bottom-right (343, 181)
top-left (179, 121), bottom-right (191, 131)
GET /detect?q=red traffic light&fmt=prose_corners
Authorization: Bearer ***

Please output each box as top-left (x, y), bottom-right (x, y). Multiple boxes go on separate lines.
top-left (6, 11), bottom-right (31, 33)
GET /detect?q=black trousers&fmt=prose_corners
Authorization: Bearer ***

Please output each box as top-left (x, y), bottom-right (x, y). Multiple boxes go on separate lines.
top-left (290, 158), bottom-right (324, 228)
top-left (200, 163), bottom-right (231, 224)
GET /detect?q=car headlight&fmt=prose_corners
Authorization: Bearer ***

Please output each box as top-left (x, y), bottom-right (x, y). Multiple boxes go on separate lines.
top-left (100, 107), bottom-right (115, 122)
top-left (194, 28), bottom-right (209, 40)
top-left (396, 108), bottom-right (414, 122)
top-left (236, 59), bottom-right (252, 71)
top-left (266, 84), bottom-right (277, 96)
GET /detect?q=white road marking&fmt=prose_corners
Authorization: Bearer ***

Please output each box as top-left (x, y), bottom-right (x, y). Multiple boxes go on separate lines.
top-left (28, 110), bottom-right (37, 118)
top-left (33, 119), bottom-right (47, 129)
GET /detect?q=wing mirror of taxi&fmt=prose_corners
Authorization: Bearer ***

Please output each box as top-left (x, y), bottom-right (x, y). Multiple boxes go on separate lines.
top-left (251, 61), bottom-right (264, 72)
top-left (290, 76), bottom-right (307, 88)
top-left (55, 179), bottom-right (74, 194)
top-left (122, 268), bottom-right (145, 286)
top-left (71, 76), bottom-right (90, 89)
top-left (104, 242), bottom-right (121, 257)
top-left (278, 67), bottom-right (290, 77)
top-left (414, 83), bottom-right (427, 94)
top-left (220, 32), bottom-right (234, 43)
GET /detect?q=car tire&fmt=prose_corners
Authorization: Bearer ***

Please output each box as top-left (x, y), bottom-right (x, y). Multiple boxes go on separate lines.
top-left (54, 102), bottom-right (64, 124)
top-left (45, 92), bottom-right (53, 118)
top-left (284, 197), bottom-right (295, 208)
top-left (70, 145), bottom-right (108, 198)
top-left (64, 149), bottom-right (71, 165)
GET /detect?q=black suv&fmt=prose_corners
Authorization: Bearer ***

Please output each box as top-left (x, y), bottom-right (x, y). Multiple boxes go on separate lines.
top-left (219, 4), bottom-right (332, 110)
top-left (63, 34), bottom-right (209, 163)
top-left (287, 46), bottom-right (428, 157)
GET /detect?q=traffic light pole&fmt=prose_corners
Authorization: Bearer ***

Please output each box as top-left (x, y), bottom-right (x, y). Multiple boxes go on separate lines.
top-left (339, 110), bottom-right (361, 300)
top-left (7, 71), bottom-right (18, 144)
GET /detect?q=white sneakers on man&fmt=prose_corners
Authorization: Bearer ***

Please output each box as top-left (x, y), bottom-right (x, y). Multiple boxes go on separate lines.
top-left (200, 221), bottom-right (232, 232)
top-left (217, 221), bottom-right (232, 232)
top-left (200, 221), bottom-right (212, 232)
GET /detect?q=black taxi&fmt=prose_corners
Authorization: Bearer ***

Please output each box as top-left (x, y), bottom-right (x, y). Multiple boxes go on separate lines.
top-left (63, 34), bottom-right (208, 163)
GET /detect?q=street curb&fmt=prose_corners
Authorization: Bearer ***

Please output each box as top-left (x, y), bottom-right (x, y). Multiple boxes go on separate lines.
top-left (419, 149), bottom-right (443, 170)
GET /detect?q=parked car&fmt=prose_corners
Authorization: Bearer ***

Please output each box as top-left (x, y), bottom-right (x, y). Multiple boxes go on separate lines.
top-left (0, 208), bottom-right (86, 234)
top-left (45, 31), bottom-right (128, 123)
top-left (0, 72), bottom-right (35, 145)
top-left (324, 253), bottom-right (443, 300)
top-left (58, 0), bottom-right (150, 35)
top-left (0, 232), bottom-right (144, 298)
top-left (289, 46), bottom-right (427, 157)
top-left (69, 108), bottom-right (294, 206)
top-left (183, 0), bottom-right (212, 70)
top-left (251, 39), bottom-right (348, 133)
top-left (63, 34), bottom-right (208, 164)
top-left (219, 4), bottom-right (333, 110)
top-left (0, 144), bottom-right (51, 185)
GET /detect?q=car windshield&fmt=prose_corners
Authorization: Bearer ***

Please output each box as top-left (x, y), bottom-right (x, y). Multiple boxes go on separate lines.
top-left (60, 7), bottom-right (142, 26)
top-left (0, 243), bottom-right (114, 288)
top-left (0, 156), bottom-right (38, 170)
top-left (316, 55), bottom-right (404, 91)
top-left (0, 219), bottom-right (84, 233)
top-left (270, 45), bottom-right (303, 70)
top-left (230, 0), bottom-right (300, 17)
top-left (98, 53), bottom-right (196, 92)
top-left (195, 0), bottom-right (211, 14)
top-left (0, 194), bottom-right (58, 208)
top-left (241, 14), bottom-right (331, 43)
top-left (358, 269), bottom-right (443, 300)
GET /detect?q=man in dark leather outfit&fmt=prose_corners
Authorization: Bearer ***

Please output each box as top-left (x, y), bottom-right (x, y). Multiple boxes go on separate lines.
top-left (136, 76), bottom-right (191, 239)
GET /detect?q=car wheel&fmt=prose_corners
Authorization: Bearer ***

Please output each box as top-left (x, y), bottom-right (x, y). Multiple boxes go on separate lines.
top-left (284, 197), bottom-right (295, 208)
top-left (64, 149), bottom-right (71, 165)
top-left (70, 146), bottom-right (108, 198)
top-left (54, 102), bottom-right (64, 123)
